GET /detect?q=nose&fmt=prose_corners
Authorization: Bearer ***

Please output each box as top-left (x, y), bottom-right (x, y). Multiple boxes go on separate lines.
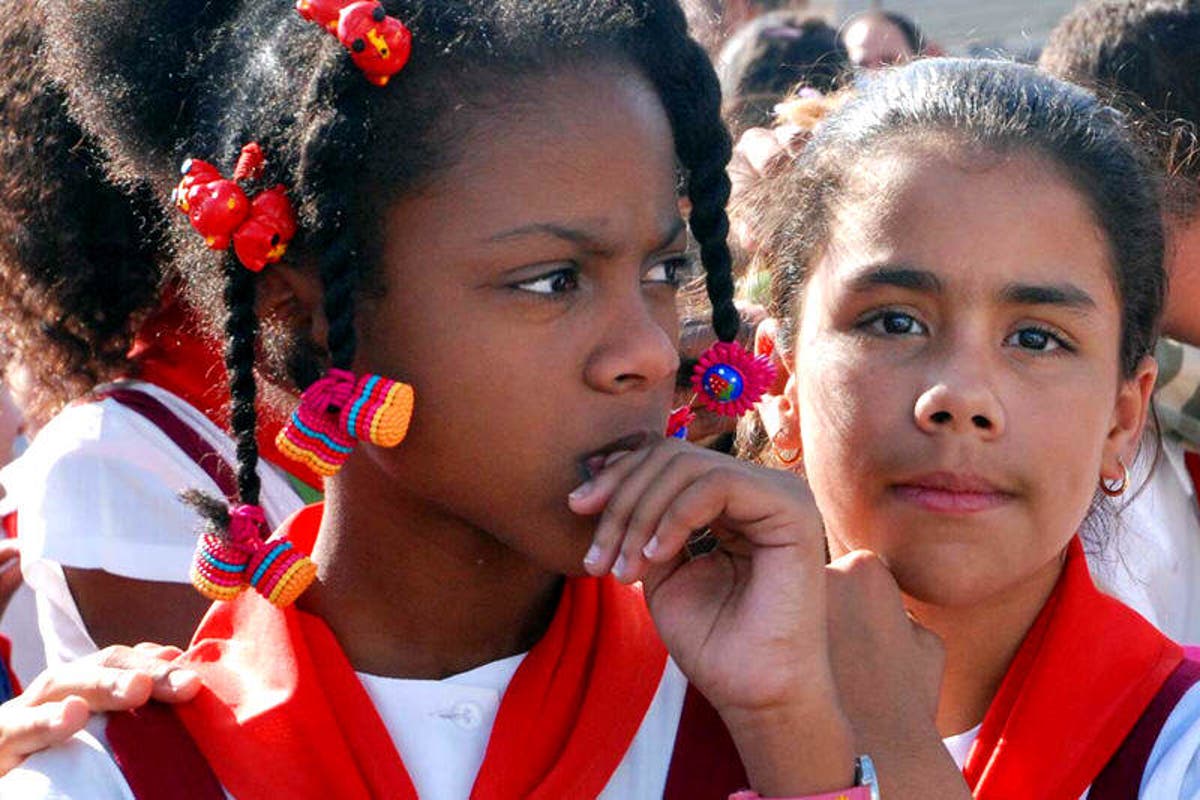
top-left (913, 377), bottom-right (1005, 440)
top-left (584, 300), bottom-right (679, 395)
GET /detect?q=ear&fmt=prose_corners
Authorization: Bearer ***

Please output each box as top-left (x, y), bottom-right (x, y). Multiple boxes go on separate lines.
top-left (257, 263), bottom-right (327, 351)
top-left (1101, 354), bottom-right (1158, 483)
top-left (754, 317), bottom-right (801, 454)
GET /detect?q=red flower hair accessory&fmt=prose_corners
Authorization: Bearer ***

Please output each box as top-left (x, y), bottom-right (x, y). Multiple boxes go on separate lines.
top-left (172, 143), bottom-right (297, 272)
top-left (296, 0), bottom-right (412, 87)
top-left (690, 341), bottom-right (776, 418)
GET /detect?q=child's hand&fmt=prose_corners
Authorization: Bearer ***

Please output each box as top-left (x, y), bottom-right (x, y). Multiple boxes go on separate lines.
top-left (825, 552), bottom-right (971, 798)
top-left (569, 438), bottom-right (856, 796)
top-left (0, 643), bottom-right (201, 775)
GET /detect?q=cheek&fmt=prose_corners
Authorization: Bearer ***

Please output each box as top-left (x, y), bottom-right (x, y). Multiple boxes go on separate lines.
top-left (793, 340), bottom-right (904, 518)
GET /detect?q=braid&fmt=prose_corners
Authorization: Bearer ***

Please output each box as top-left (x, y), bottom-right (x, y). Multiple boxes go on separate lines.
top-left (296, 71), bottom-right (377, 378)
top-left (642, 16), bottom-right (739, 343)
top-left (319, 235), bottom-right (359, 370)
top-left (222, 253), bottom-right (261, 505)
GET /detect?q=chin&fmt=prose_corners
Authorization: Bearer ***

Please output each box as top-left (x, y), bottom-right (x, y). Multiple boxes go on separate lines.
top-left (875, 538), bottom-right (1018, 610)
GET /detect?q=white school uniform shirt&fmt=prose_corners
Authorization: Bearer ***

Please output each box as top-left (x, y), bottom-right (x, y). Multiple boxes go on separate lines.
top-left (1088, 433), bottom-right (1200, 644)
top-left (0, 381), bottom-right (304, 667)
top-left (0, 655), bottom-right (690, 799)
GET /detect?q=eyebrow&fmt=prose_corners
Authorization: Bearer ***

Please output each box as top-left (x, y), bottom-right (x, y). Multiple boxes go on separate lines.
top-left (845, 265), bottom-right (943, 294)
top-left (486, 217), bottom-right (687, 258)
top-left (845, 266), bottom-right (1098, 312)
top-left (1000, 282), bottom-right (1096, 310)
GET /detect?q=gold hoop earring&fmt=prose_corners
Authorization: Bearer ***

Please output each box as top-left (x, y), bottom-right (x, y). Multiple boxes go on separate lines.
top-left (773, 446), bottom-right (802, 466)
top-left (1100, 457), bottom-right (1129, 497)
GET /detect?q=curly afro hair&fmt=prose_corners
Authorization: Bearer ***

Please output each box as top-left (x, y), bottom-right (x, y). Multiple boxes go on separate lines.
top-left (0, 7), bottom-right (165, 425)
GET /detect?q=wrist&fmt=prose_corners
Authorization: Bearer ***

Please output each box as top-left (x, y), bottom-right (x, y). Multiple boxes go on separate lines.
top-left (721, 697), bottom-right (856, 797)
top-left (729, 755), bottom-right (878, 800)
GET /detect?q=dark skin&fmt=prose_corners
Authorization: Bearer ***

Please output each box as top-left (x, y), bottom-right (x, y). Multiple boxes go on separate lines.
top-left (63, 570), bottom-right (212, 651)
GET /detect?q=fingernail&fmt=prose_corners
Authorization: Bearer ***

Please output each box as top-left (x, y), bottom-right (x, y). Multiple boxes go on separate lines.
top-left (583, 543), bottom-right (603, 569)
top-left (604, 450), bottom-right (631, 468)
top-left (569, 481), bottom-right (594, 502)
top-left (167, 669), bottom-right (198, 692)
top-left (642, 537), bottom-right (659, 559)
top-left (613, 553), bottom-right (628, 580)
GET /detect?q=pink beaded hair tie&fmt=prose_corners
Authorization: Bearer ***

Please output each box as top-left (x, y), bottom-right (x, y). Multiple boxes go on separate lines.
top-left (191, 505), bottom-right (317, 607)
top-left (296, 0), bottom-right (413, 86)
top-left (277, 368), bottom-right (415, 476)
top-left (666, 341), bottom-right (775, 439)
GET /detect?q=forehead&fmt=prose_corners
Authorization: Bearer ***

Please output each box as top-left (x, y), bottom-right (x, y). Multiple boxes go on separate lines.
top-left (382, 62), bottom-right (681, 252)
top-left (843, 17), bottom-right (908, 50)
top-left (822, 145), bottom-right (1115, 299)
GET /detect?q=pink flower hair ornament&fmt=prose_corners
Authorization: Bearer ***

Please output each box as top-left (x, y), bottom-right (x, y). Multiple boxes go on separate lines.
top-left (190, 504), bottom-right (317, 608)
top-left (663, 340), bottom-right (776, 440)
top-left (691, 341), bottom-right (776, 418)
top-left (277, 368), bottom-right (415, 477)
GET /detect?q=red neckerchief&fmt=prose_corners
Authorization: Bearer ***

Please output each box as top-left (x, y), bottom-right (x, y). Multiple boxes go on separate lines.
top-left (128, 296), bottom-right (323, 492)
top-left (963, 537), bottom-right (1183, 799)
top-left (174, 504), bottom-right (669, 799)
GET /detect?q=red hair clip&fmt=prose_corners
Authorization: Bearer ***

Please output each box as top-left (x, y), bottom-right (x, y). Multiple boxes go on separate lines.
top-left (172, 143), bottom-right (297, 272)
top-left (296, 0), bottom-right (412, 86)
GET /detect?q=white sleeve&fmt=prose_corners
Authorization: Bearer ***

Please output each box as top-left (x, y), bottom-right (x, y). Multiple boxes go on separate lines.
top-left (5, 399), bottom-right (221, 584)
top-left (1139, 682), bottom-right (1200, 798)
top-left (0, 730), bottom-right (135, 800)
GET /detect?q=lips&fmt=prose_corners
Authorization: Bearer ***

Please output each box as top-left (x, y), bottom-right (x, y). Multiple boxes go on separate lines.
top-left (579, 431), bottom-right (655, 480)
top-left (891, 471), bottom-right (1014, 514)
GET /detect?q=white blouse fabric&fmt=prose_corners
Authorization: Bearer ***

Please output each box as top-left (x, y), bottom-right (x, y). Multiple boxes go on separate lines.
top-left (0, 381), bottom-right (304, 666)
top-left (1, 656), bottom-right (689, 799)
top-left (1089, 434), bottom-right (1200, 644)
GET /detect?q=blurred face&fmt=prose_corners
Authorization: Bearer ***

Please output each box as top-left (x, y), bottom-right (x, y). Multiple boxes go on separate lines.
top-left (842, 16), bottom-right (914, 68)
top-left (345, 61), bottom-right (687, 574)
top-left (782, 146), bottom-right (1153, 608)
top-left (1163, 210), bottom-right (1200, 344)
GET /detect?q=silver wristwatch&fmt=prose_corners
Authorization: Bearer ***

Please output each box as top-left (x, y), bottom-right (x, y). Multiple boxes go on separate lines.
top-left (855, 754), bottom-right (881, 800)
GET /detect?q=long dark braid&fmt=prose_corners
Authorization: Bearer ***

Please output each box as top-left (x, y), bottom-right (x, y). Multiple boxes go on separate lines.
top-left (637, 2), bottom-right (740, 343)
top-left (222, 252), bottom-right (261, 506)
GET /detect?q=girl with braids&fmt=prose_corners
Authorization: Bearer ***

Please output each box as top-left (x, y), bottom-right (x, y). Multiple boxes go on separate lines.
top-left (740, 58), bottom-right (1200, 796)
top-left (0, 6), bottom-right (316, 663)
top-left (5, 0), bottom-right (932, 797)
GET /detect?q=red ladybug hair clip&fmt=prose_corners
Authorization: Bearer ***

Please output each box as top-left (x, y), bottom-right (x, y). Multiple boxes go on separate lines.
top-left (296, 0), bottom-right (412, 87)
top-left (172, 143), bottom-right (297, 272)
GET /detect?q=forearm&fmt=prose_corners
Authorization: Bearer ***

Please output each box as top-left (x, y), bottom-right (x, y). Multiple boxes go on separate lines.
top-left (722, 697), bottom-right (856, 796)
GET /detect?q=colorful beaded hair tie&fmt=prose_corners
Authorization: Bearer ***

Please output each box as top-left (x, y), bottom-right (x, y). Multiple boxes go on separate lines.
top-left (191, 505), bottom-right (317, 607)
top-left (296, 0), bottom-right (412, 86)
top-left (173, 143), bottom-right (297, 272)
top-left (277, 368), bottom-right (415, 476)
top-left (666, 341), bottom-right (775, 439)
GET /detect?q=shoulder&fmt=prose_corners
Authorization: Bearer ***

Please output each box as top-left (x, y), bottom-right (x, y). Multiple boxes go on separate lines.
top-left (4, 386), bottom-right (213, 495)
top-left (1140, 671), bottom-right (1200, 796)
top-left (4, 386), bottom-right (220, 573)
top-left (0, 728), bottom-right (135, 800)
